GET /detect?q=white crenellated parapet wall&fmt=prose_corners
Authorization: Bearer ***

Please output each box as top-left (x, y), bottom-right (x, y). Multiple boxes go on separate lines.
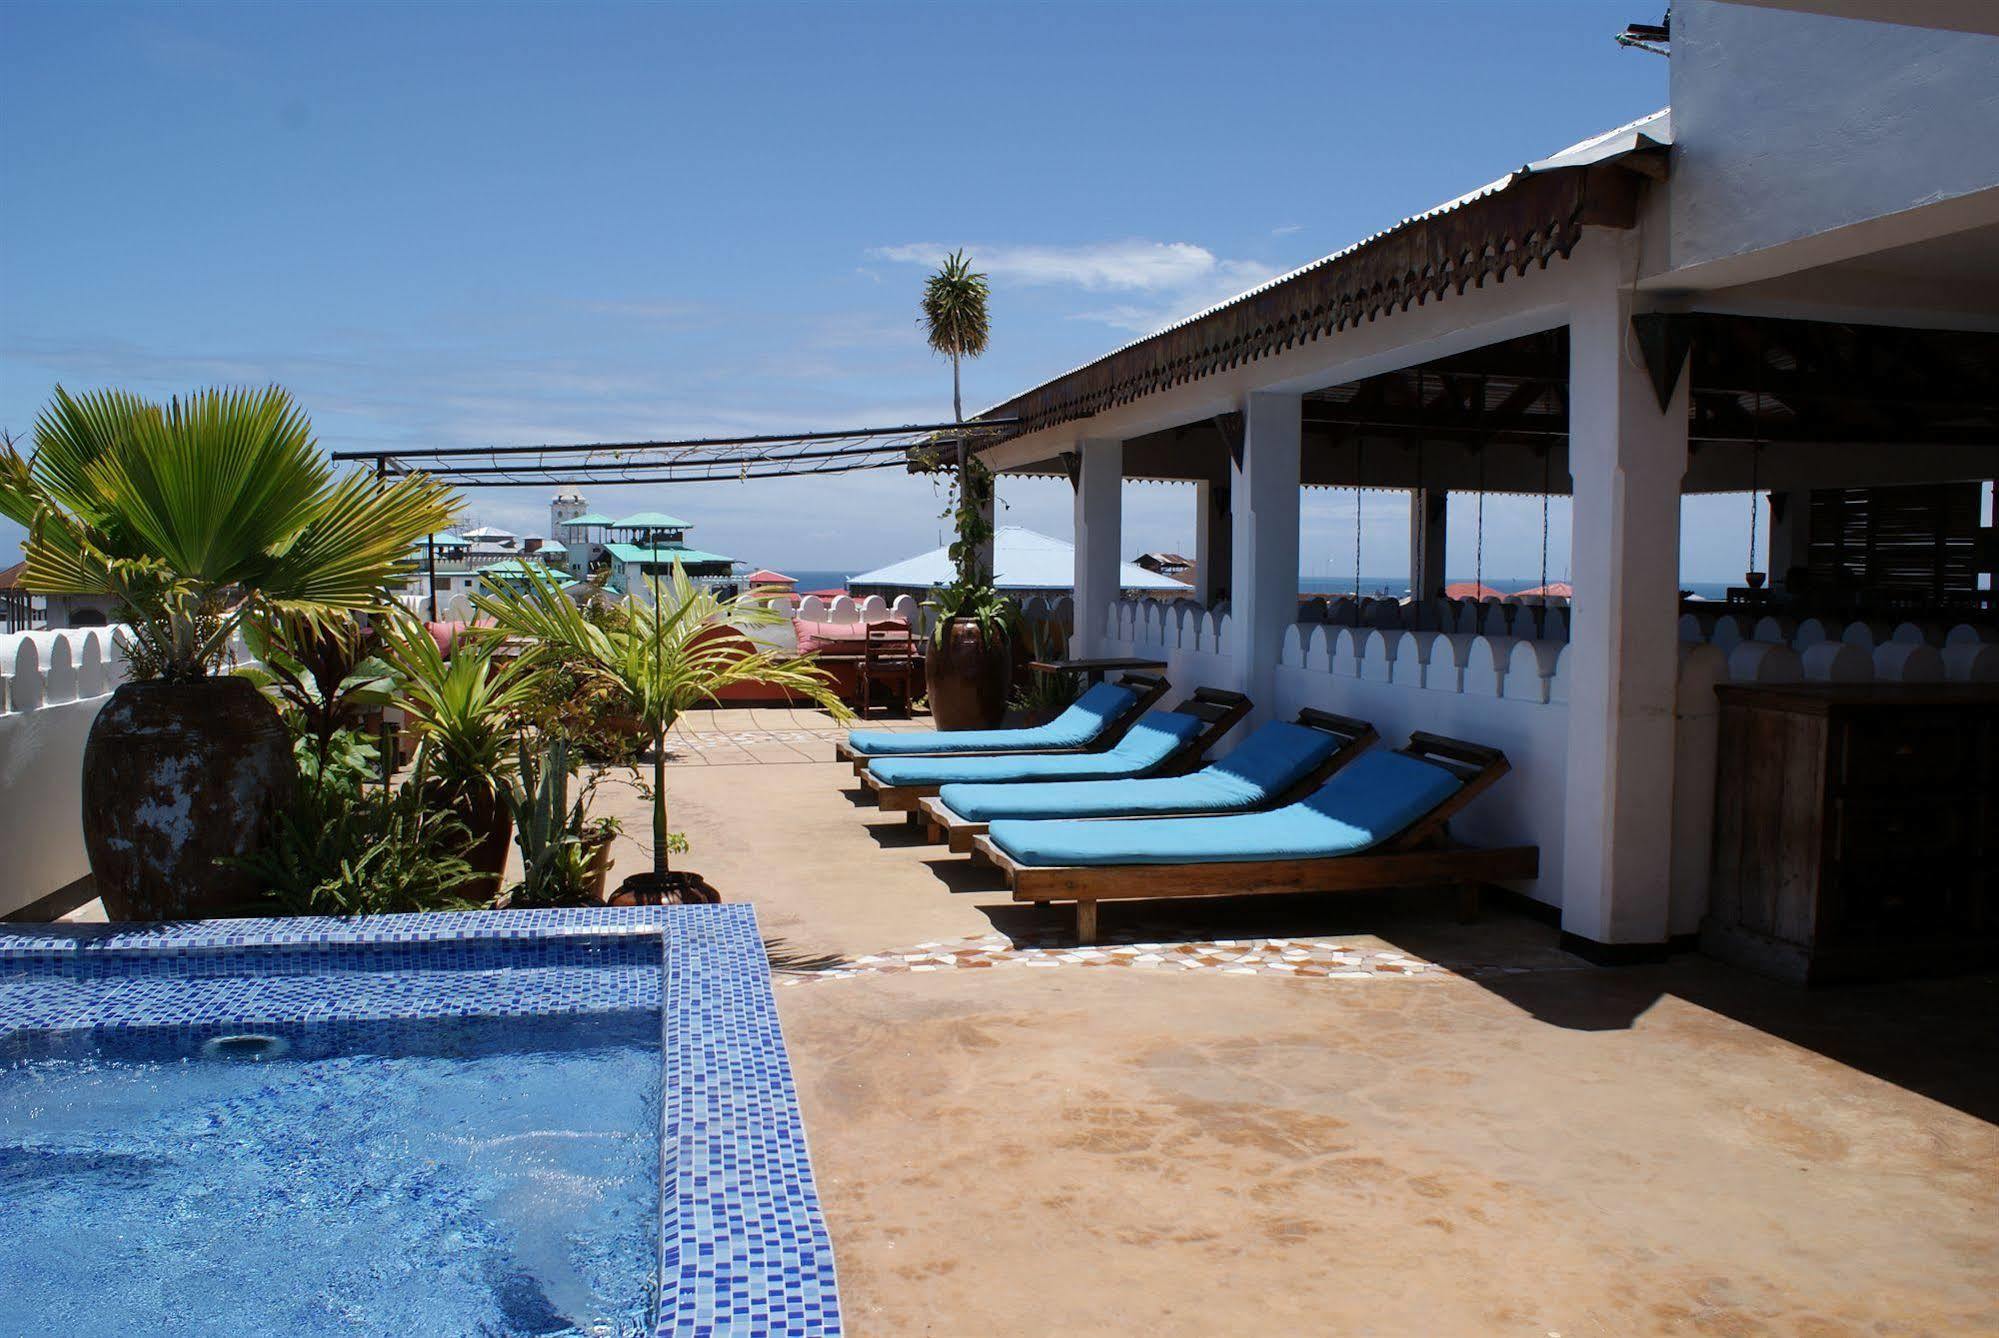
top-left (1089, 594), bottom-right (1951, 929)
top-left (1677, 612), bottom-right (1999, 684)
top-left (0, 627), bottom-right (132, 917)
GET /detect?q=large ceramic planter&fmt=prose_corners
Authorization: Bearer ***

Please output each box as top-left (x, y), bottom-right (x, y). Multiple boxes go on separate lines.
top-left (429, 779), bottom-right (512, 903)
top-left (82, 676), bottom-right (296, 921)
top-left (611, 869), bottom-right (720, 905)
top-left (925, 619), bottom-right (1011, 730)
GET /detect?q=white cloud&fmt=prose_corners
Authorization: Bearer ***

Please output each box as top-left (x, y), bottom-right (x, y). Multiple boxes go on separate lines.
top-left (872, 240), bottom-right (1281, 337)
top-left (1271, 223), bottom-right (1304, 237)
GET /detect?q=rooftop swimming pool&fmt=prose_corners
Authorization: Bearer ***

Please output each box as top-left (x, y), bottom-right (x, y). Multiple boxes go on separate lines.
top-left (0, 906), bottom-right (840, 1338)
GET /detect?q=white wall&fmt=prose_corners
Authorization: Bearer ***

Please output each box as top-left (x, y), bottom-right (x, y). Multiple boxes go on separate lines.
top-left (1670, 0), bottom-right (1999, 270)
top-left (0, 628), bottom-right (125, 917)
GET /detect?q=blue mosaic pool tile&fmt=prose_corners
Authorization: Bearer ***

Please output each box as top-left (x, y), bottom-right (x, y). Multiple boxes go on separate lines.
top-left (661, 905), bottom-right (842, 1337)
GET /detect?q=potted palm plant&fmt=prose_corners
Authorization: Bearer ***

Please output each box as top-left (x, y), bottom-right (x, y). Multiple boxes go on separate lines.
top-left (376, 613), bottom-right (537, 902)
top-left (920, 250), bottom-right (1013, 729)
top-left (475, 562), bottom-right (848, 904)
top-left (0, 386), bottom-right (456, 920)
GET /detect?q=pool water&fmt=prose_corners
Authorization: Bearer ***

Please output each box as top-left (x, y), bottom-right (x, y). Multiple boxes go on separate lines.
top-left (0, 1011), bottom-right (662, 1338)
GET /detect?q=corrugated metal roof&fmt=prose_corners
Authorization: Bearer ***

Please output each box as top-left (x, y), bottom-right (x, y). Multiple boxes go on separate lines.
top-left (604, 542), bottom-right (735, 566)
top-left (611, 511), bottom-right (691, 529)
top-left (848, 526), bottom-right (1190, 592)
top-left (977, 109), bottom-right (1671, 433)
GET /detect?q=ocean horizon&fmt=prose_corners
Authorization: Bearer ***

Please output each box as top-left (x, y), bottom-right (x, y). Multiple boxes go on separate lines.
top-left (772, 569), bottom-right (1738, 602)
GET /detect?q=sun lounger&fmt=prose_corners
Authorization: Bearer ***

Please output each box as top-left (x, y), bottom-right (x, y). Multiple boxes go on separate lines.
top-left (834, 673), bottom-right (1170, 774)
top-left (861, 689), bottom-right (1251, 812)
top-left (918, 708), bottom-right (1377, 852)
top-left (971, 732), bottom-right (1537, 943)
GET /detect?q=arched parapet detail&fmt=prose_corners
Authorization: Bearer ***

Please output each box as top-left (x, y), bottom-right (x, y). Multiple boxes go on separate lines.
top-left (1801, 641), bottom-right (1873, 683)
top-left (1890, 621), bottom-right (1936, 646)
top-left (1943, 643), bottom-right (1999, 682)
top-left (1873, 641), bottom-right (1944, 683)
top-left (1299, 596), bottom-right (1329, 625)
top-left (1674, 643), bottom-right (1727, 714)
top-left (1710, 615), bottom-right (1748, 656)
top-left (1280, 624), bottom-right (1310, 669)
top-left (1479, 603), bottom-right (1512, 639)
top-left (1454, 602), bottom-right (1482, 635)
top-left (1359, 629), bottom-right (1397, 683)
top-left (1839, 619), bottom-right (1884, 650)
top-left (1390, 631), bottom-right (1435, 688)
top-left (1302, 623), bottom-right (1333, 672)
top-left (1463, 635), bottom-right (1508, 698)
top-left (1541, 606), bottom-right (1568, 643)
top-left (1502, 638), bottom-right (1560, 703)
top-left (1752, 616), bottom-right (1795, 645)
top-left (795, 595), bottom-right (828, 622)
top-left (1211, 612), bottom-right (1233, 654)
top-left (1328, 627), bottom-right (1365, 679)
top-left (1170, 602), bottom-right (1197, 650)
top-left (856, 595), bottom-right (888, 622)
top-left (1728, 640), bottom-right (1802, 684)
top-left (77, 634), bottom-right (106, 698)
top-left (1052, 595), bottom-right (1074, 629)
top-left (1677, 613), bottom-right (1705, 644)
top-left (1548, 642), bottom-right (1574, 703)
top-left (1791, 618), bottom-right (1829, 652)
top-left (1943, 623), bottom-right (1991, 649)
top-left (7, 641), bottom-right (42, 713)
top-left (826, 595), bottom-right (859, 624)
top-left (1019, 595), bottom-right (1048, 626)
top-left (41, 636), bottom-right (77, 706)
top-left (1430, 632), bottom-right (1477, 694)
top-left (890, 594), bottom-right (923, 629)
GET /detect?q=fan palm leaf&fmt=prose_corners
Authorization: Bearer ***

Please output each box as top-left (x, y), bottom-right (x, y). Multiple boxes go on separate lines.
top-left (0, 385), bottom-right (460, 678)
top-left (475, 562), bottom-right (850, 874)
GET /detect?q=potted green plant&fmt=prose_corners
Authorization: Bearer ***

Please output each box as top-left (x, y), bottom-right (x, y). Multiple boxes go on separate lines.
top-left (377, 612), bottom-right (537, 901)
top-left (475, 561), bottom-right (849, 904)
top-left (918, 249), bottom-right (1013, 728)
top-left (0, 386), bottom-right (456, 919)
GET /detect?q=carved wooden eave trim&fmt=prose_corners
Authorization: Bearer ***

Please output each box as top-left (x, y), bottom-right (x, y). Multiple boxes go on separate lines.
top-left (987, 158), bottom-right (1655, 438)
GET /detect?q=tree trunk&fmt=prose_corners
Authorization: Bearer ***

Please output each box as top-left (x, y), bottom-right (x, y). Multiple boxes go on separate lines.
top-left (653, 728), bottom-right (669, 875)
top-left (952, 348), bottom-right (969, 585)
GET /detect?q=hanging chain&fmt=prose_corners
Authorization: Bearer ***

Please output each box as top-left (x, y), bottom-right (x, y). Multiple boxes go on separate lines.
top-left (1748, 441), bottom-right (1762, 575)
top-left (1475, 439), bottom-right (1486, 598)
top-left (1413, 369), bottom-right (1426, 612)
top-left (1540, 444), bottom-right (1551, 596)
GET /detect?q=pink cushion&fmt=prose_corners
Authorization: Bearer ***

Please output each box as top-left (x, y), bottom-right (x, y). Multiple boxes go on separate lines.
top-left (793, 619), bottom-right (870, 656)
top-left (424, 618), bottom-right (493, 657)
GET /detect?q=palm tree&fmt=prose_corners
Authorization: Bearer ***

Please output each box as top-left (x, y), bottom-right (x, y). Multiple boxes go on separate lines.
top-left (0, 384), bottom-right (460, 919)
top-left (475, 562), bottom-right (849, 893)
top-left (922, 249), bottom-right (991, 585)
top-left (0, 385), bottom-right (458, 677)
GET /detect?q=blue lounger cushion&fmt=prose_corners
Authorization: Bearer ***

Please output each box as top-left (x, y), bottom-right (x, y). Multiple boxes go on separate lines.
top-left (846, 680), bottom-right (1138, 756)
top-left (869, 711), bottom-right (1203, 788)
top-left (987, 750), bottom-right (1462, 867)
top-left (938, 720), bottom-right (1340, 823)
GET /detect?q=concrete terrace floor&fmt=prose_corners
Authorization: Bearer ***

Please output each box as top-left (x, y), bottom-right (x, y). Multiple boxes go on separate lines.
top-left (637, 708), bottom-right (1999, 1338)
top-left (47, 705), bottom-right (1999, 1335)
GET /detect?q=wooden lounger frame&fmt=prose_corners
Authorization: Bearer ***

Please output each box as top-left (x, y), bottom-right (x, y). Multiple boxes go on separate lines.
top-left (865, 686), bottom-right (1251, 814)
top-left (919, 707), bottom-right (1379, 853)
top-left (834, 671), bottom-right (1171, 776)
top-left (970, 731), bottom-right (1538, 944)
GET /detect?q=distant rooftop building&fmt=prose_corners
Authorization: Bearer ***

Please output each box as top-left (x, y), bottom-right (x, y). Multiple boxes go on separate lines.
top-left (849, 527), bottom-right (1190, 598)
top-left (562, 512), bottom-right (616, 528)
top-left (745, 569), bottom-right (796, 588)
top-left (611, 511), bottom-right (691, 530)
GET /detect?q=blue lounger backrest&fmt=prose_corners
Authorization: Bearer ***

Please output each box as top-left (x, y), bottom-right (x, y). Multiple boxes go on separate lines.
top-left (847, 679), bottom-right (1138, 756)
top-left (1207, 721), bottom-right (1344, 798)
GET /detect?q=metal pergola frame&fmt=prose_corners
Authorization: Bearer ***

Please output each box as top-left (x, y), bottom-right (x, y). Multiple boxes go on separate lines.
top-left (330, 419), bottom-right (1019, 487)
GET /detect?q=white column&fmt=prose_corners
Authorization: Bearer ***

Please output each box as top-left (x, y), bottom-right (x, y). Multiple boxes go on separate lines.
top-left (1560, 280), bottom-right (1690, 952)
top-left (1191, 479), bottom-right (1231, 608)
top-left (1071, 438), bottom-right (1122, 656)
top-left (1768, 490), bottom-right (1811, 593)
top-left (1228, 392), bottom-right (1302, 711)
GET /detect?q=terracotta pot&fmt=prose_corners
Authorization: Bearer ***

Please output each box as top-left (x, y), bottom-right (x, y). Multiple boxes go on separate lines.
top-left (610, 870), bottom-right (720, 905)
top-left (427, 778), bottom-right (513, 903)
top-left (924, 619), bottom-right (1011, 730)
top-left (82, 677), bottom-right (297, 921)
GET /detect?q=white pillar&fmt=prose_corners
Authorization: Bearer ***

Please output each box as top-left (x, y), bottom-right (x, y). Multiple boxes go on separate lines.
top-left (1192, 479), bottom-right (1231, 608)
top-left (1228, 392), bottom-right (1302, 711)
top-left (1559, 279), bottom-right (1690, 953)
top-left (1071, 438), bottom-right (1122, 657)
top-left (1769, 489), bottom-right (1812, 594)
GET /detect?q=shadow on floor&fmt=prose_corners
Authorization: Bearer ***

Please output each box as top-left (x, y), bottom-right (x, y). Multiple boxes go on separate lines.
top-left (762, 935), bottom-right (851, 977)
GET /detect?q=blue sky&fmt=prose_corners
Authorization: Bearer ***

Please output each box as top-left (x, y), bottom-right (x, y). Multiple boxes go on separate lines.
top-left (2, 0), bottom-right (1745, 585)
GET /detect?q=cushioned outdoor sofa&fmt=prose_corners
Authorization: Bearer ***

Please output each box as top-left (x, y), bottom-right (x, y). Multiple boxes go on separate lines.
top-left (834, 673), bottom-right (1170, 774)
top-left (859, 688), bottom-right (1251, 812)
top-left (971, 732), bottom-right (1538, 943)
top-left (918, 709), bottom-right (1377, 852)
